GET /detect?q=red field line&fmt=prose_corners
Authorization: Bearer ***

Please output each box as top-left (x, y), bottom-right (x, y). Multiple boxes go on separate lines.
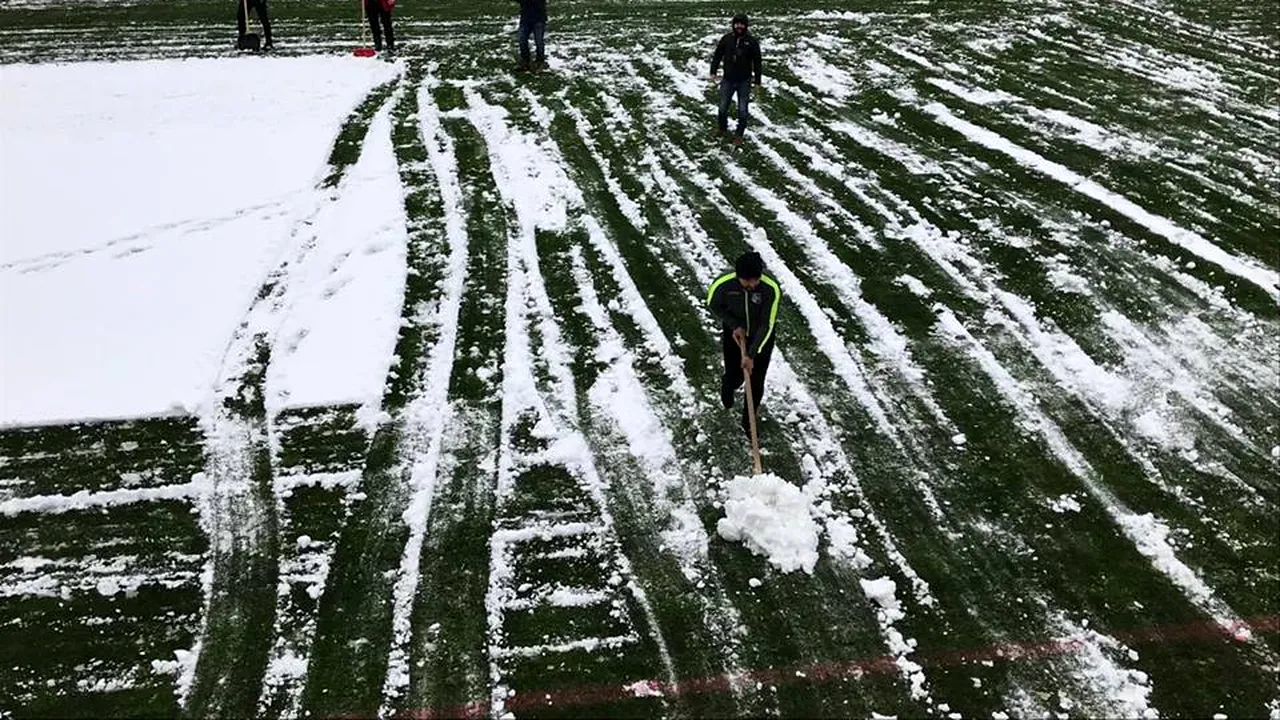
top-left (375, 615), bottom-right (1277, 719)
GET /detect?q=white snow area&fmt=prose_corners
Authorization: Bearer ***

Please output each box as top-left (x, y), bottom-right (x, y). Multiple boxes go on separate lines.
top-left (716, 473), bottom-right (821, 574)
top-left (265, 104), bottom-right (407, 412)
top-left (0, 57), bottom-right (398, 425)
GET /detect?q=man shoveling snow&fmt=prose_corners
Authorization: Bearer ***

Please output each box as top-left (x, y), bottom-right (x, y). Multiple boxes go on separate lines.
top-left (705, 251), bottom-right (782, 441)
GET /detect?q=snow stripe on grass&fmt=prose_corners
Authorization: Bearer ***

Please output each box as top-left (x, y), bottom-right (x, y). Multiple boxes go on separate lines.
top-left (920, 99), bottom-right (1279, 302)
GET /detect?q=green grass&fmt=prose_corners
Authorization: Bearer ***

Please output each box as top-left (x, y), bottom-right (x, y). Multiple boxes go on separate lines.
top-left (1, 0), bottom-right (1277, 717)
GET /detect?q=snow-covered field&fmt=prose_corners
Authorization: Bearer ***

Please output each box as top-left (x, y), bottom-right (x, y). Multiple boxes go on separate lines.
top-left (1, 0), bottom-right (1277, 717)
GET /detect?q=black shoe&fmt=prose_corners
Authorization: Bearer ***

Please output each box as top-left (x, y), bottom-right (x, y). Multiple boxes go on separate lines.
top-left (721, 385), bottom-right (734, 409)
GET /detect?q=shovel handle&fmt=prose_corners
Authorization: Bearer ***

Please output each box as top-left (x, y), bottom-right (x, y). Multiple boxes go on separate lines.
top-left (736, 335), bottom-right (763, 475)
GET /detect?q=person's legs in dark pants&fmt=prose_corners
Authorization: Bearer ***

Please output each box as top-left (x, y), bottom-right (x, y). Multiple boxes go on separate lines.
top-left (734, 80), bottom-right (751, 137)
top-left (365, 0), bottom-right (384, 50)
top-left (533, 21), bottom-right (546, 64)
top-left (253, 0), bottom-right (272, 47)
top-left (720, 331), bottom-right (744, 408)
top-left (518, 19), bottom-right (533, 69)
top-left (379, 7), bottom-right (394, 52)
top-left (236, 0), bottom-right (248, 42)
top-left (740, 339), bottom-right (773, 434)
top-left (717, 79), bottom-right (734, 135)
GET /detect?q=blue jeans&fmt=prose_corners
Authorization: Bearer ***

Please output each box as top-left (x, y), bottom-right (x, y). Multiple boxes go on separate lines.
top-left (518, 19), bottom-right (546, 64)
top-left (718, 79), bottom-right (751, 136)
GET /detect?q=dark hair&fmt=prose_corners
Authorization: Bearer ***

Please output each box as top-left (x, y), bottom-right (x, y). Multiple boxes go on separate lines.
top-left (735, 251), bottom-right (764, 279)
top-left (732, 13), bottom-right (749, 27)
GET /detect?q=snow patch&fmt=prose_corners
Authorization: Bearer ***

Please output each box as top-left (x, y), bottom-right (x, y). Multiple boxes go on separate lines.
top-left (624, 679), bottom-right (664, 698)
top-left (0, 57), bottom-right (398, 426)
top-left (1049, 494), bottom-right (1083, 514)
top-left (716, 474), bottom-right (820, 574)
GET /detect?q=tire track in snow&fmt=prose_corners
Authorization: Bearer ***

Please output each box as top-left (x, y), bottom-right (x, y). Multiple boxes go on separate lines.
top-left (564, 59), bottom-right (951, 713)
top-left (786, 95), bottom-right (1278, 695)
top-left (526, 86), bottom-right (764, 715)
top-left (300, 65), bottom-right (462, 718)
top-left (462, 84), bottom-right (677, 719)
top-left (392, 82), bottom-right (505, 716)
top-left (917, 100), bottom-right (1278, 304)
top-left (772, 37), bottom-right (1278, 594)
top-left (933, 307), bottom-right (1278, 670)
top-left (376, 69), bottom-right (474, 716)
top-left (185, 75), bottom-right (407, 718)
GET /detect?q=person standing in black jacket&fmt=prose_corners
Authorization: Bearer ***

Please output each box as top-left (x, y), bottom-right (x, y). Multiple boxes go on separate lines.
top-left (706, 251), bottom-right (782, 437)
top-left (710, 13), bottom-right (762, 146)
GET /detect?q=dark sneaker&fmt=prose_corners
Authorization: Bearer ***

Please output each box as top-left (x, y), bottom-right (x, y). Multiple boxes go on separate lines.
top-left (733, 134), bottom-right (744, 147)
top-left (721, 385), bottom-right (734, 409)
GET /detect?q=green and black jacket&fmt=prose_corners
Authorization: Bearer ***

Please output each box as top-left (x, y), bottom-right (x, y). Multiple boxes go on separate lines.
top-left (706, 271), bottom-right (782, 358)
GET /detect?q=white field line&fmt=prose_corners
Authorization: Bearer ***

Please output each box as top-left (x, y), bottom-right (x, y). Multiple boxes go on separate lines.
top-left (378, 69), bottom-right (474, 712)
top-left (0, 478), bottom-right (213, 516)
top-left (492, 634), bottom-right (639, 660)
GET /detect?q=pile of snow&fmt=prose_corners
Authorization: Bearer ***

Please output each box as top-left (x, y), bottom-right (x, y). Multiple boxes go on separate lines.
top-left (716, 473), bottom-right (820, 574)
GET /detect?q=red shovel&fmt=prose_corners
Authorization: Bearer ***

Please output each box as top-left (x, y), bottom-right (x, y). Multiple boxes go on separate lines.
top-left (354, 0), bottom-right (376, 56)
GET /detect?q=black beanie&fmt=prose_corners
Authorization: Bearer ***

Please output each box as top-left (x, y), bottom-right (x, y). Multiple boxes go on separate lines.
top-left (735, 251), bottom-right (764, 279)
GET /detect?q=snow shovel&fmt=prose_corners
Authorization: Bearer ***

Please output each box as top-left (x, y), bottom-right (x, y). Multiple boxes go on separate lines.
top-left (237, 0), bottom-right (261, 52)
top-left (737, 335), bottom-right (764, 475)
top-left (353, 0), bottom-right (376, 56)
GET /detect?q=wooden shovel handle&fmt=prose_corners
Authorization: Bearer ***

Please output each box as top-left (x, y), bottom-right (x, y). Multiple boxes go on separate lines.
top-left (736, 335), bottom-right (763, 475)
